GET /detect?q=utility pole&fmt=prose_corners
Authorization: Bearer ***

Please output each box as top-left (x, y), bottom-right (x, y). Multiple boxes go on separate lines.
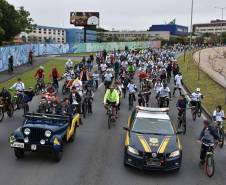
top-left (214, 6), bottom-right (226, 45)
top-left (189, 0), bottom-right (194, 50)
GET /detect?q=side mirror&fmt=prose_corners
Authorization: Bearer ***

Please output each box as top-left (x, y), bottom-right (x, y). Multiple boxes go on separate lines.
top-left (176, 130), bottom-right (183, 134)
top-left (123, 127), bottom-right (130, 131)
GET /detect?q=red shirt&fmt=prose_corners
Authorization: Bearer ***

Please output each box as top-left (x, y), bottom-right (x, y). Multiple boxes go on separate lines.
top-left (35, 69), bottom-right (44, 78)
top-left (52, 68), bottom-right (59, 78)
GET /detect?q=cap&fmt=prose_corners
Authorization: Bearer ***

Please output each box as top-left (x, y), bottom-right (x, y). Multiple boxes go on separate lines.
top-left (196, 88), bottom-right (200, 92)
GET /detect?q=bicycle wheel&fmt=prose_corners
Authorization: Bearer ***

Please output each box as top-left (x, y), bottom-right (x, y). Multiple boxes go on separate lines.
top-left (108, 115), bottom-right (111, 129)
top-left (219, 128), bottom-right (224, 148)
top-left (83, 103), bottom-right (87, 118)
top-left (35, 84), bottom-right (40, 95)
top-left (7, 104), bottom-right (14, 117)
top-left (183, 122), bottom-right (186, 135)
top-left (197, 108), bottom-right (202, 117)
top-left (205, 154), bottom-right (215, 177)
top-left (0, 107), bottom-right (4, 122)
top-left (192, 110), bottom-right (196, 121)
top-left (177, 118), bottom-right (182, 129)
top-left (62, 84), bottom-right (67, 95)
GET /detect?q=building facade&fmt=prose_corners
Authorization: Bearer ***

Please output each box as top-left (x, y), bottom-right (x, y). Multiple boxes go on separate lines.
top-left (149, 24), bottom-right (188, 36)
top-left (66, 29), bottom-right (97, 44)
top-left (193, 20), bottom-right (226, 34)
top-left (26, 25), bottom-right (66, 43)
top-left (97, 31), bottom-right (170, 42)
top-left (20, 25), bottom-right (97, 44)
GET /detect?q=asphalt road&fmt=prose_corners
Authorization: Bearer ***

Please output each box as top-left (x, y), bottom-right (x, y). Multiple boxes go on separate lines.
top-left (0, 72), bottom-right (226, 185)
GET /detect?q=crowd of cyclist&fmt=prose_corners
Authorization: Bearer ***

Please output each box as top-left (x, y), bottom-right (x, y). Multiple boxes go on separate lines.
top-left (0, 44), bottom-right (225, 165)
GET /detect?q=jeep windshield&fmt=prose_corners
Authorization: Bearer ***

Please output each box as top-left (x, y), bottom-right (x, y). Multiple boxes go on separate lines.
top-left (25, 117), bottom-right (68, 125)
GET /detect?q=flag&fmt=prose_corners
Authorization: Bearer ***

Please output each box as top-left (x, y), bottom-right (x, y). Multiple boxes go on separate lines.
top-left (169, 19), bottom-right (176, 25)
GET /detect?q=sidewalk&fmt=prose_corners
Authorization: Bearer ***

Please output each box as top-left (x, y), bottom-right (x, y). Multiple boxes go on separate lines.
top-left (0, 55), bottom-right (82, 84)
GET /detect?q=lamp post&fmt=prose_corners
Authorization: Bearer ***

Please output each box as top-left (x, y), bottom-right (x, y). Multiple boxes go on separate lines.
top-left (189, 0), bottom-right (194, 50)
top-left (214, 6), bottom-right (226, 45)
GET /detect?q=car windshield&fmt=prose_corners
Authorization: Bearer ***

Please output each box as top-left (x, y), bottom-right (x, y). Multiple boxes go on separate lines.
top-left (132, 117), bottom-right (174, 135)
top-left (25, 118), bottom-right (68, 125)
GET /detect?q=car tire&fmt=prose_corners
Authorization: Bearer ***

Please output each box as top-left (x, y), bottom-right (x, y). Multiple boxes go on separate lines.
top-left (53, 147), bottom-right (63, 162)
top-left (14, 148), bottom-right (25, 159)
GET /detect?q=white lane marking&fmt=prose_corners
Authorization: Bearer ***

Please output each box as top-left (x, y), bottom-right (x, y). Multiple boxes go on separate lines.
top-left (180, 86), bottom-right (207, 120)
top-left (98, 82), bottom-right (103, 88)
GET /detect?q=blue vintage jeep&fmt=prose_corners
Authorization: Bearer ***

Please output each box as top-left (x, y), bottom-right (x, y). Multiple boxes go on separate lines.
top-left (9, 112), bottom-right (80, 161)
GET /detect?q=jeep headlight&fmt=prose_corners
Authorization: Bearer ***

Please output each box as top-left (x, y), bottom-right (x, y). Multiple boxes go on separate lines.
top-left (24, 128), bottom-right (31, 136)
top-left (127, 146), bottom-right (139, 155)
top-left (169, 150), bottom-right (180, 158)
top-left (45, 130), bottom-right (51, 138)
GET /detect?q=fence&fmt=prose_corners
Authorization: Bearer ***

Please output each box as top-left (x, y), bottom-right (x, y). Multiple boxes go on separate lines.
top-left (0, 41), bottom-right (160, 72)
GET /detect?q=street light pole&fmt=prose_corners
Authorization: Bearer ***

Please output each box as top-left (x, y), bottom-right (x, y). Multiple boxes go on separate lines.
top-left (214, 6), bottom-right (226, 45)
top-left (189, 0), bottom-right (194, 50)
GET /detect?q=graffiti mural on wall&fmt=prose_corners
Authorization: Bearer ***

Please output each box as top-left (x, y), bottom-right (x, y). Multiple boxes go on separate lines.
top-left (0, 41), bottom-right (158, 72)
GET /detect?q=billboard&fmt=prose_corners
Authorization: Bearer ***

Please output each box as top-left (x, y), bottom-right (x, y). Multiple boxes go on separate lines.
top-left (70, 12), bottom-right (99, 26)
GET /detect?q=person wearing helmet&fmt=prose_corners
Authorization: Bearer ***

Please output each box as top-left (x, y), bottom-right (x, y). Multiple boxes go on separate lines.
top-left (104, 85), bottom-right (119, 119)
top-left (198, 120), bottom-right (220, 164)
top-left (65, 59), bottom-right (74, 70)
top-left (157, 83), bottom-right (171, 107)
top-left (190, 88), bottom-right (203, 112)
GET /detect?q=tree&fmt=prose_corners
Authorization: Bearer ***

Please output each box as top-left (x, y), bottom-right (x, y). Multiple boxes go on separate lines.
top-left (0, 0), bottom-right (33, 45)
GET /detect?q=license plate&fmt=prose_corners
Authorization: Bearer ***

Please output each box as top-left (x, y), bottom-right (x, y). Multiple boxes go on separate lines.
top-left (11, 142), bottom-right (24, 148)
top-left (146, 160), bottom-right (161, 166)
top-left (31, 144), bottom-right (37, 151)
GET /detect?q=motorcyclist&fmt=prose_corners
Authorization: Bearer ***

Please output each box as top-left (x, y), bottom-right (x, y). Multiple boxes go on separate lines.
top-left (198, 120), bottom-right (220, 164)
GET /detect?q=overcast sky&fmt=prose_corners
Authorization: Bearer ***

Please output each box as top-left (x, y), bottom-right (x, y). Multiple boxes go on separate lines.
top-left (7, 0), bottom-right (226, 30)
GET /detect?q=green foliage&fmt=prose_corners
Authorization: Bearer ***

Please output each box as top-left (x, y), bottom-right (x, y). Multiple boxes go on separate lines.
top-left (178, 52), bottom-right (226, 114)
top-left (0, 0), bottom-right (33, 44)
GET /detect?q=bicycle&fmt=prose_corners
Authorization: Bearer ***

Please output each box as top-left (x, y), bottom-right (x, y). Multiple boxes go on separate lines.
top-left (159, 96), bottom-right (169, 108)
top-left (128, 93), bottom-right (135, 110)
top-left (177, 109), bottom-right (186, 135)
top-left (215, 121), bottom-right (224, 148)
top-left (203, 143), bottom-right (217, 178)
top-left (34, 78), bottom-right (44, 95)
top-left (82, 96), bottom-right (92, 118)
top-left (62, 80), bottom-right (71, 95)
top-left (106, 105), bottom-right (114, 129)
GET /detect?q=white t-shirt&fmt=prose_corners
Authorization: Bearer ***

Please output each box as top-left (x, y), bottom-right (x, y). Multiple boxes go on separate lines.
top-left (100, 63), bottom-right (107, 72)
top-left (175, 74), bottom-right (182, 87)
top-left (158, 87), bottom-right (170, 97)
top-left (191, 92), bottom-right (202, 101)
top-left (11, 82), bottom-right (25, 91)
top-left (104, 73), bottom-right (113, 82)
top-left (213, 110), bottom-right (225, 122)
top-left (127, 83), bottom-right (137, 94)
